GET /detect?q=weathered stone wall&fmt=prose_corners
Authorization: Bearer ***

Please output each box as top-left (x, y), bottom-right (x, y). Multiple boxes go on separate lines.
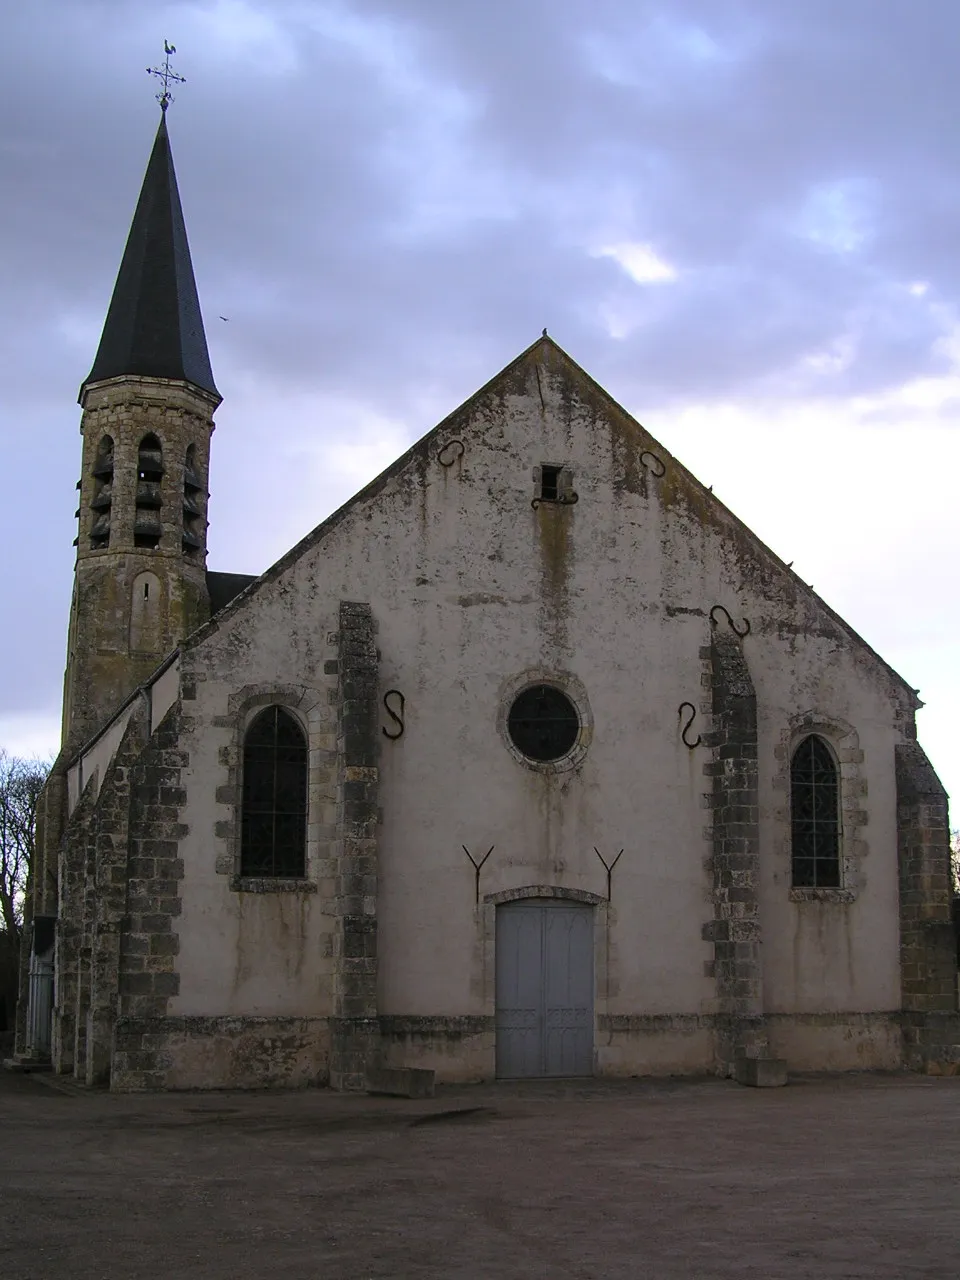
top-left (704, 629), bottom-right (766, 1074)
top-left (169, 663), bottom-right (339, 1027)
top-left (83, 706), bottom-right (148, 1084)
top-left (121, 338), bottom-right (935, 1085)
top-left (51, 779), bottom-right (97, 1075)
top-left (112, 1015), bottom-right (329, 1091)
top-left (106, 662), bottom-right (347, 1088)
top-left (329, 602), bottom-right (381, 1091)
top-left (598, 1014), bottom-right (716, 1076)
top-left (765, 1011), bottom-right (903, 1071)
top-left (378, 1015), bottom-right (494, 1081)
top-left (44, 699), bottom-right (188, 1086)
top-left (896, 743), bottom-right (960, 1072)
top-left (103, 706), bottom-right (188, 1087)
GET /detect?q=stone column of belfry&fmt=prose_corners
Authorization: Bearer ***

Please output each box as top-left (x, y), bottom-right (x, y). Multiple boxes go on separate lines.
top-left (66, 377), bottom-right (219, 749)
top-left (705, 627), bottom-right (768, 1072)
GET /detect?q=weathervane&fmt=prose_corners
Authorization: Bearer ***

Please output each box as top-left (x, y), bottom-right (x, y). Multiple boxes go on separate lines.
top-left (147, 41), bottom-right (185, 111)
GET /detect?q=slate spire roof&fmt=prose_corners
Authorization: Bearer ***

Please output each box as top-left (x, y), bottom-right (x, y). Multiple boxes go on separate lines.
top-left (82, 111), bottom-right (219, 398)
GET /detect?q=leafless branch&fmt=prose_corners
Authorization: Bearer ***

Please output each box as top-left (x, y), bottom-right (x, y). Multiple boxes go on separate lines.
top-left (0, 750), bottom-right (51, 949)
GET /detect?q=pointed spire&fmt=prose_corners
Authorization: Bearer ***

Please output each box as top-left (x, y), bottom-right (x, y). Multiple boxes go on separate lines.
top-left (82, 112), bottom-right (219, 399)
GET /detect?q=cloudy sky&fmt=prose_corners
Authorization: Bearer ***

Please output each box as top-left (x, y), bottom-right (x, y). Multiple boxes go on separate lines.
top-left (2, 0), bottom-right (958, 804)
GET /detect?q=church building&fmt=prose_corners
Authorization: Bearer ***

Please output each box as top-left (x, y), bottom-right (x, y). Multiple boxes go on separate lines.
top-left (14, 103), bottom-right (958, 1090)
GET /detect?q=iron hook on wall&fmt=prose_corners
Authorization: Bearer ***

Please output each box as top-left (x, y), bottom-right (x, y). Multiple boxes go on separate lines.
top-left (462, 845), bottom-right (494, 904)
top-left (382, 689), bottom-right (405, 739)
top-left (437, 439), bottom-right (465, 467)
top-left (709, 604), bottom-right (751, 638)
top-left (593, 847), bottom-right (624, 901)
top-left (678, 701), bottom-right (701, 749)
top-left (639, 450), bottom-right (666, 478)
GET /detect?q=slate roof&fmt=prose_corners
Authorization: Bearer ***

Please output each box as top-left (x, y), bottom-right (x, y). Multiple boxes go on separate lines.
top-left (206, 571), bottom-right (256, 616)
top-left (82, 112), bottom-right (219, 398)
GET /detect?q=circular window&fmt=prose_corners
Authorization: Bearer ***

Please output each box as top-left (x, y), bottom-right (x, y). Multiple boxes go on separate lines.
top-left (507, 684), bottom-right (580, 763)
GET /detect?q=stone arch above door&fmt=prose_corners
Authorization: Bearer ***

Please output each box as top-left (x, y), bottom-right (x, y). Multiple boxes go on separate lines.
top-left (484, 885), bottom-right (606, 907)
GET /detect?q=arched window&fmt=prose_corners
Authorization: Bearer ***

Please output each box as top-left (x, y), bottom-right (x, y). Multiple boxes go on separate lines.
top-left (791, 735), bottom-right (840, 887)
top-left (182, 443), bottom-right (203, 558)
top-left (240, 707), bottom-right (308, 878)
top-left (89, 435), bottom-right (114, 549)
top-left (135, 433), bottom-right (163, 550)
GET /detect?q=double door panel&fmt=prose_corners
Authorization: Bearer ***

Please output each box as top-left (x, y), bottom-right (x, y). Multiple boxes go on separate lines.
top-left (495, 899), bottom-right (594, 1078)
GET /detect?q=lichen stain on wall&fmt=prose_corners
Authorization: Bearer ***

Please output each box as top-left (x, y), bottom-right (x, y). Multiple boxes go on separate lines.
top-left (602, 402), bottom-right (651, 503)
top-left (412, 446), bottom-right (431, 540)
top-left (535, 502), bottom-right (574, 659)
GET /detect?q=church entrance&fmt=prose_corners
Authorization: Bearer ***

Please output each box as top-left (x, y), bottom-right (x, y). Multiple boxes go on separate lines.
top-left (495, 898), bottom-right (594, 1078)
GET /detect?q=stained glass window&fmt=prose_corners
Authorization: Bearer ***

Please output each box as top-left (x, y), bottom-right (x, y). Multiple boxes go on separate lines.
top-left (791, 735), bottom-right (840, 888)
top-left (507, 684), bottom-right (579, 762)
top-left (240, 706), bottom-right (307, 878)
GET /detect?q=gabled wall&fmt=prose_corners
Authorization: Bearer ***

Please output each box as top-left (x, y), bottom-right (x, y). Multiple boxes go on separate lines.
top-left (152, 340), bottom-right (924, 1082)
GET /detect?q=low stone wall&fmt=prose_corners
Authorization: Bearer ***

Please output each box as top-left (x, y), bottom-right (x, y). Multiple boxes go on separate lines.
top-left (104, 1008), bottom-right (952, 1090)
top-left (111, 1016), bottom-right (330, 1091)
top-left (766, 1011), bottom-right (903, 1072)
top-left (597, 1014), bottom-right (715, 1076)
top-left (597, 1012), bottom-right (911, 1078)
top-left (378, 1015), bottom-right (495, 1083)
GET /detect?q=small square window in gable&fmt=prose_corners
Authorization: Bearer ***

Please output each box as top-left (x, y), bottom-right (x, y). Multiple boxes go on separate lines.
top-left (533, 464), bottom-right (577, 506)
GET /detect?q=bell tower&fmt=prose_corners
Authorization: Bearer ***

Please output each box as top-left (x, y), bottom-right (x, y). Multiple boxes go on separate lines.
top-left (63, 96), bottom-right (221, 749)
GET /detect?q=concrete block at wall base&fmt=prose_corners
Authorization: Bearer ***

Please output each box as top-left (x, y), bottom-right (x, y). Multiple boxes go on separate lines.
top-left (734, 1056), bottom-right (788, 1088)
top-left (366, 1067), bottom-right (436, 1098)
top-left (924, 1060), bottom-right (960, 1077)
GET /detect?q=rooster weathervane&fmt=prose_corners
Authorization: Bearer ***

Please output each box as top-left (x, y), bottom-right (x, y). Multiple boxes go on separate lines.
top-left (147, 41), bottom-right (185, 111)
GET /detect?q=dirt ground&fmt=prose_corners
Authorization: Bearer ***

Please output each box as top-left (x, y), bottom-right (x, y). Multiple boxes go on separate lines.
top-left (2, 1069), bottom-right (960, 1279)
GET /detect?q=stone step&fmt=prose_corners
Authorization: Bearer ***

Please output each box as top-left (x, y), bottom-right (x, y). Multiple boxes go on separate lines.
top-left (734, 1056), bottom-right (788, 1088)
top-left (366, 1067), bottom-right (436, 1099)
top-left (2, 1057), bottom-right (53, 1074)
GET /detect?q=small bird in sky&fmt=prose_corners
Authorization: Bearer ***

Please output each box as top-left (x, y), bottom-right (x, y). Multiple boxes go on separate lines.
top-left (219, 315), bottom-right (230, 322)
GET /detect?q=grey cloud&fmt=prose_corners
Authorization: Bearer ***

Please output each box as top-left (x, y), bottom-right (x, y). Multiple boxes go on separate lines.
top-left (7, 0), bottom-right (960, 414)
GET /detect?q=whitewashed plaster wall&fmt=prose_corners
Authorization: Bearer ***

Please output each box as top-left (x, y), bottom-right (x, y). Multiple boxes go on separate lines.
top-left (171, 343), bottom-right (915, 1025)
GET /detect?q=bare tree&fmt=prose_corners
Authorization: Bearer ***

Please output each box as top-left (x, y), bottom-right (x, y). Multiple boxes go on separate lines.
top-left (0, 751), bottom-right (50, 950)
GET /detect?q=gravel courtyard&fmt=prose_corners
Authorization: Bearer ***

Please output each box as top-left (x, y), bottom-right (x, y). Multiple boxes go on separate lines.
top-left (2, 1069), bottom-right (959, 1279)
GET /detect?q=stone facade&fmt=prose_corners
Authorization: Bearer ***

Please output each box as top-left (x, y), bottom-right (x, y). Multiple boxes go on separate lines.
top-left (20, 337), bottom-right (955, 1090)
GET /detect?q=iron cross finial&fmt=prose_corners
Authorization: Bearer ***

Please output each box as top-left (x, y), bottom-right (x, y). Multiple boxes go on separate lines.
top-left (147, 40), bottom-right (185, 111)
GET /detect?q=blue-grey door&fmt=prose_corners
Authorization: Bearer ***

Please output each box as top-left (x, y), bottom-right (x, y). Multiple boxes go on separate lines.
top-left (495, 899), bottom-right (594, 1078)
